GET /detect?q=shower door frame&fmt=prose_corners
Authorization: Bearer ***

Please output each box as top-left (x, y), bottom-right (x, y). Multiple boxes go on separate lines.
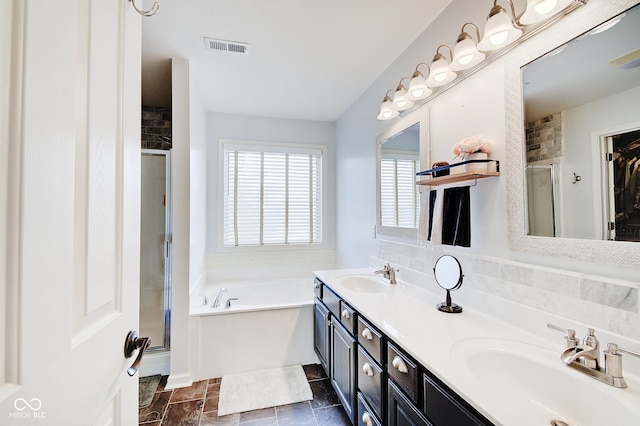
top-left (141, 149), bottom-right (172, 352)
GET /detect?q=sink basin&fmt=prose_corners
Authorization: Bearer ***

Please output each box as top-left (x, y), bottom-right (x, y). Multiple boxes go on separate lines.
top-left (450, 338), bottom-right (640, 425)
top-left (336, 275), bottom-right (389, 293)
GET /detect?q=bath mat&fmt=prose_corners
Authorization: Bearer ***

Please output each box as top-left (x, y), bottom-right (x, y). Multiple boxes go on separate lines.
top-left (138, 375), bottom-right (161, 409)
top-left (217, 365), bottom-right (312, 416)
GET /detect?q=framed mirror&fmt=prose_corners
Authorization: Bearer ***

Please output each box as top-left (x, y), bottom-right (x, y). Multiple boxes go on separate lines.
top-left (506, 0), bottom-right (640, 267)
top-left (376, 109), bottom-right (429, 241)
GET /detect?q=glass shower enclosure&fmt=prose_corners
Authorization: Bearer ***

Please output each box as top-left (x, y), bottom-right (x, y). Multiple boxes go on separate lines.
top-left (140, 150), bottom-right (172, 351)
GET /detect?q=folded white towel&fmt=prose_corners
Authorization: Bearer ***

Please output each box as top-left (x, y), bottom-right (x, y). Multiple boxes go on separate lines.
top-left (431, 187), bottom-right (445, 246)
top-left (418, 190), bottom-right (430, 244)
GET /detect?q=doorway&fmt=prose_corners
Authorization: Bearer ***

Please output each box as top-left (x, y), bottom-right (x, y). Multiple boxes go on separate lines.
top-left (605, 128), bottom-right (640, 241)
top-left (140, 150), bottom-right (172, 353)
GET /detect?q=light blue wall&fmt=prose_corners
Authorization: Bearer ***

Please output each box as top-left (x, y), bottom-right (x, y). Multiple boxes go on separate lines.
top-left (205, 112), bottom-right (337, 257)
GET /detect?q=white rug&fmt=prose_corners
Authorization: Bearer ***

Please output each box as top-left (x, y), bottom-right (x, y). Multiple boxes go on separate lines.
top-left (217, 365), bottom-right (313, 416)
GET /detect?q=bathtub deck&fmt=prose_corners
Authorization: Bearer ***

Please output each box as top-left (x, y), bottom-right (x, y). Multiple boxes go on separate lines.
top-left (138, 364), bottom-right (350, 426)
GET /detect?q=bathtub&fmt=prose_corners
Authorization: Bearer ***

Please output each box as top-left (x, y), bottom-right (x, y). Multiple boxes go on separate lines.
top-left (189, 278), bottom-right (318, 380)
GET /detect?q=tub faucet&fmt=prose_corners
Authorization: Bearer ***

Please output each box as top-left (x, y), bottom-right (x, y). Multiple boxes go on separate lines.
top-left (374, 263), bottom-right (397, 284)
top-left (212, 287), bottom-right (227, 308)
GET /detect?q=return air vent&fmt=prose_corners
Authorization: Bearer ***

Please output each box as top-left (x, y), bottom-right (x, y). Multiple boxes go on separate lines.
top-left (204, 37), bottom-right (249, 55)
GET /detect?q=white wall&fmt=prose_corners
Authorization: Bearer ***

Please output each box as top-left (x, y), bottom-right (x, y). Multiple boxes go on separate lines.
top-left (189, 63), bottom-right (207, 292)
top-left (204, 113), bottom-right (337, 282)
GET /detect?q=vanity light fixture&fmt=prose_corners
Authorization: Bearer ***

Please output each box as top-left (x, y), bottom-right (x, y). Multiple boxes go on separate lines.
top-left (477, 0), bottom-right (523, 51)
top-left (450, 23), bottom-right (486, 71)
top-left (426, 45), bottom-right (457, 87)
top-left (519, 0), bottom-right (574, 24)
top-left (391, 78), bottom-right (415, 111)
top-left (375, 0), bottom-right (588, 120)
top-left (406, 63), bottom-right (433, 100)
top-left (377, 89), bottom-right (400, 121)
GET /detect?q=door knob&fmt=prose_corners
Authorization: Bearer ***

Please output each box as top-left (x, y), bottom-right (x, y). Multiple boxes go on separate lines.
top-left (124, 330), bottom-right (151, 376)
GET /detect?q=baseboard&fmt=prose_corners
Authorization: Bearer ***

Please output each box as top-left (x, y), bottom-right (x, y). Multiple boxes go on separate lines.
top-left (164, 372), bottom-right (193, 390)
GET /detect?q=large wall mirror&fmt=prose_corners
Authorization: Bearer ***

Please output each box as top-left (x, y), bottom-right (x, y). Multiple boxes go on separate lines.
top-left (376, 110), bottom-right (429, 241)
top-left (506, 0), bottom-right (640, 266)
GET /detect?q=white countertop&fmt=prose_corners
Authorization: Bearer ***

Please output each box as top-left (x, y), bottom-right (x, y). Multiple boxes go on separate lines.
top-left (314, 268), bottom-right (640, 426)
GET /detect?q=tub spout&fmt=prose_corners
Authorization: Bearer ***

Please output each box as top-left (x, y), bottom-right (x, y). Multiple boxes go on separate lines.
top-left (212, 287), bottom-right (227, 308)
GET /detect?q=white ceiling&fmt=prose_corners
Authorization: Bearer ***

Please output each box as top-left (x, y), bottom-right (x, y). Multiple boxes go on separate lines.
top-left (141, 0), bottom-right (452, 122)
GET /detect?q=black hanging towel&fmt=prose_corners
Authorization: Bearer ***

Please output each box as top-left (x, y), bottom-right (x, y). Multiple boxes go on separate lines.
top-left (442, 187), bottom-right (471, 247)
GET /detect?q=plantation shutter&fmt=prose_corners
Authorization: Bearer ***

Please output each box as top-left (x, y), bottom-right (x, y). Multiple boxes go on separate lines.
top-left (380, 156), bottom-right (419, 228)
top-left (223, 144), bottom-right (323, 246)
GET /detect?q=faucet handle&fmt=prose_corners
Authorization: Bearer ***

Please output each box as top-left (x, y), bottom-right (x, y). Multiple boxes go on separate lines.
top-left (607, 343), bottom-right (640, 359)
top-left (547, 323), bottom-right (578, 348)
top-left (603, 343), bottom-right (640, 388)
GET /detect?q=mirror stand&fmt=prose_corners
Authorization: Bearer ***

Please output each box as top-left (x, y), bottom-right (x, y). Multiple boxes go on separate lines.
top-left (433, 255), bottom-right (464, 314)
top-left (437, 290), bottom-right (462, 314)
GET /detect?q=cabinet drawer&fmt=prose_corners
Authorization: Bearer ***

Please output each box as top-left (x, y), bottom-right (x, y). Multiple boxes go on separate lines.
top-left (357, 316), bottom-right (384, 364)
top-left (423, 372), bottom-right (491, 426)
top-left (322, 285), bottom-right (341, 319)
top-left (357, 392), bottom-right (382, 426)
top-left (313, 277), bottom-right (323, 299)
top-left (387, 342), bottom-right (420, 404)
top-left (357, 346), bottom-right (384, 420)
top-left (339, 300), bottom-right (357, 335)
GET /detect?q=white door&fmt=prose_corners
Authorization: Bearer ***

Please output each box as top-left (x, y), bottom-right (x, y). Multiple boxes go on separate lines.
top-left (1, 0), bottom-right (142, 424)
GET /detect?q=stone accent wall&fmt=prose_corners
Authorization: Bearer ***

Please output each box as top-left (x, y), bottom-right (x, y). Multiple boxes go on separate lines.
top-left (525, 112), bottom-right (562, 163)
top-left (142, 105), bottom-right (171, 150)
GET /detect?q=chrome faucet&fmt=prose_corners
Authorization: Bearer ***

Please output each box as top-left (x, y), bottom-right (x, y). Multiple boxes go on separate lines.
top-left (374, 263), bottom-right (397, 284)
top-left (548, 323), bottom-right (640, 388)
top-left (212, 287), bottom-right (227, 308)
top-left (560, 328), bottom-right (600, 370)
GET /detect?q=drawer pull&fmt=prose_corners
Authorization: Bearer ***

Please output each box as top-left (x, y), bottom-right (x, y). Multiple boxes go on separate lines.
top-left (392, 355), bottom-right (409, 373)
top-left (362, 362), bottom-right (374, 377)
top-left (361, 328), bottom-right (373, 340)
top-left (362, 412), bottom-right (374, 426)
top-left (341, 309), bottom-right (350, 319)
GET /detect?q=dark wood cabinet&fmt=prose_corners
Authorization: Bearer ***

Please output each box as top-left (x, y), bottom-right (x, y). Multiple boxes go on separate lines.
top-left (423, 371), bottom-right (491, 426)
top-left (388, 380), bottom-right (431, 426)
top-left (313, 298), bottom-right (331, 374)
top-left (314, 277), bottom-right (494, 426)
top-left (331, 317), bottom-right (357, 423)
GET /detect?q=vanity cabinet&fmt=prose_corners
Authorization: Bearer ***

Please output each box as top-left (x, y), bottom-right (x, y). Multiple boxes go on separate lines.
top-left (313, 298), bottom-right (331, 374)
top-left (314, 277), bottom-right (493, 426)
top-left (331, 316), bottom-right (357, 423)
top-left (423, 370), bottom-right (489, 426)
top-left (388, 380), bottom-right (431, 426)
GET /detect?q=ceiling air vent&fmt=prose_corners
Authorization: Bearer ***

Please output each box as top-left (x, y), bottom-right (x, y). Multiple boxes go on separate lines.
top-left (204, 37), bottom-right (249, 55)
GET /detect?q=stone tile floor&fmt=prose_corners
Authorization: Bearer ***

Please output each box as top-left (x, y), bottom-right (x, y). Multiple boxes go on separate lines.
top-left (139, 364), bottom-right (351, 426)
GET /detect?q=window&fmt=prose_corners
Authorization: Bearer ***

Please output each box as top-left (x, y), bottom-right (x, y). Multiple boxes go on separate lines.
top-left (380, 156), bottom-right (419, 228)
top-left (222, 141), bottom-right (324, 247)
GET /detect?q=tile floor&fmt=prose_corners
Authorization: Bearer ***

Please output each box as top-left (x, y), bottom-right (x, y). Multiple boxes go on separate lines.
top-left (139, 364), bottom-right (351, 426)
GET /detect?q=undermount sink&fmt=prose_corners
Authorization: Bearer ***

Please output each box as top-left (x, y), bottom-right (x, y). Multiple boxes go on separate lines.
top-left (336, 275), bottom-right (389, 293)
top-left (450, 338), bottom-right (640, 425)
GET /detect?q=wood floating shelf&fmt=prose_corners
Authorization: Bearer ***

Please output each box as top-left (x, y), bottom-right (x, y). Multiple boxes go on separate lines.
top-left (416, 170), bottom-right (500, 186)
top-left (416, 159), bottom-right (500, 186)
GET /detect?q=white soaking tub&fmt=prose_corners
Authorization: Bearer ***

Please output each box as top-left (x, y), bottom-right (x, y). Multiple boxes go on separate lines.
top-left (189, 278), bottom-right (317, 380)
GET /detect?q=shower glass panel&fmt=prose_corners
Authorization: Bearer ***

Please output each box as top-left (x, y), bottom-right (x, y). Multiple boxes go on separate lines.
top-left (140, 150), bottom-right (171, 351)
top-left (526, 165), bottom-right (557, 237)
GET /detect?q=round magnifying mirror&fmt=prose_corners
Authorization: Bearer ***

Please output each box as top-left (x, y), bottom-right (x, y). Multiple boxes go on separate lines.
top-left (433, 255), bottom-right (463, 313)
